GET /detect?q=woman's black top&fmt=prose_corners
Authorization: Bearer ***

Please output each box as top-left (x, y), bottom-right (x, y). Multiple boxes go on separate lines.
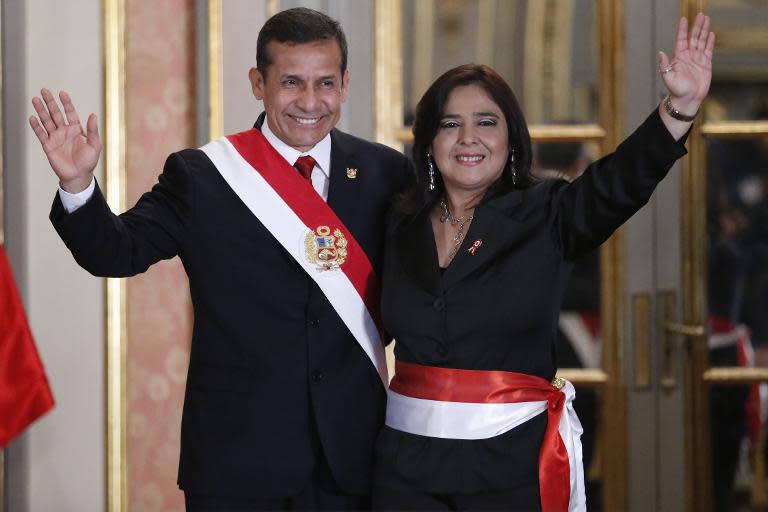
top-left (375, 109), bottom-right (688, 493)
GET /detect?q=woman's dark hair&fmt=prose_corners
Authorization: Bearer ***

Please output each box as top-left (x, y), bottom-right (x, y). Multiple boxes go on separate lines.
top-left (397, 64), bottom-right (533, 215)
top-left (256, 7), bottom-right (348, 77)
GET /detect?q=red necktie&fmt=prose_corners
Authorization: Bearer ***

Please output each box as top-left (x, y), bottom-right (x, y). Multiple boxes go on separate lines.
top-left (294, 155), bottom-right (317, 181)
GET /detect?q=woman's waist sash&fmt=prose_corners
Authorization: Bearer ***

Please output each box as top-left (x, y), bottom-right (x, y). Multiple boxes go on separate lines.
top-left (386, 360), bottom-right (585, 512)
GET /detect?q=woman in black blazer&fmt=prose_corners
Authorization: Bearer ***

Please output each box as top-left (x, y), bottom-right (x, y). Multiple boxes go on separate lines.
top-left (373, 13), bottom-right (715, 512)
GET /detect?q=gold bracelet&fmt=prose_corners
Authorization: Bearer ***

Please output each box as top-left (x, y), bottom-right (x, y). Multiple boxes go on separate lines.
top-left (663, 95), bottom-right (697, 122)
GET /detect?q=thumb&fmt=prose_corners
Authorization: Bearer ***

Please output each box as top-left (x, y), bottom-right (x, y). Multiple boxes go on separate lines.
top-left (658, 51), bottom-right (671, 72)
top-left (86, 113), bottom-right (101, 149)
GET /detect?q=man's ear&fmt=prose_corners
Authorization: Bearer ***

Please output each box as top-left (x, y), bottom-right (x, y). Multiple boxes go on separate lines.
top-left (249, 67), bottom-right (265, 100)
top-left (340, 69), bottom-right (350, 103)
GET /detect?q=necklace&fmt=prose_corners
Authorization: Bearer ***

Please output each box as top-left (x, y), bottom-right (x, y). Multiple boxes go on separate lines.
top-left (439, 199), bottom-right (473, 263)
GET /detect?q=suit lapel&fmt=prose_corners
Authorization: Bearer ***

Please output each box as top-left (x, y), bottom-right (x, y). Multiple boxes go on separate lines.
top-left (395, 208), bottom-right (441, 296)
top-left (326, 130), bottom-right (362, 234)
top-left (441, 193), bottom-right (526, 290)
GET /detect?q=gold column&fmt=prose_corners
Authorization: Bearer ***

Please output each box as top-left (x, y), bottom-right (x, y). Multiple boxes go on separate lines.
top-left (375, 0), bottom-right (403, 150)
top-left (475, 0), bottom-right (496, 66)
top-left (598, 0), bottom-right (626, 510)
top-left (103, 0), bottom-right (127, 510)
top-left (679, 2), bottom-right (710, 511)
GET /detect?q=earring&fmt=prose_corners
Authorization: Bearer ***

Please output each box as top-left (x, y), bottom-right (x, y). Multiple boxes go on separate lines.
top-left (427, 154), bottom-right (436, 191)
top-left (510, 149), bottom-right (518, 186)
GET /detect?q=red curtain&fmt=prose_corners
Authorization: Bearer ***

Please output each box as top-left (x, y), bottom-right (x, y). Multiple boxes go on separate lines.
top-left (0, 245), bottom-right (54, 448)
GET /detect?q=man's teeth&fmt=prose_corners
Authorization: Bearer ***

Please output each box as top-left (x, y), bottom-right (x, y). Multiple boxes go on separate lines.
top-left (295, 117), bottom-right (320, 125)
top-left (457, 155), bottom-right (483, 162)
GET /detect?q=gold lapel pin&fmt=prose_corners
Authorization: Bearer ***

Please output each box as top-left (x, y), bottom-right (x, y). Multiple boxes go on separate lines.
top-left (346, 167), bottom-right (358, 179)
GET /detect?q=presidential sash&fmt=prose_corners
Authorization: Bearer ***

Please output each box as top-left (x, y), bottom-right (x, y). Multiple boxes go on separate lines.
top-left (386, 360), bottom-right (586, 512)
top-left (200, 129), bottom-right (388, 386)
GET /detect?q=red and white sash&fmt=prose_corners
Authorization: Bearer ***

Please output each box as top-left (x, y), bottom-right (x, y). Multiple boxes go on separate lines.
top-left (200, 129), bottom-right (388, 386)
top-left (386, 360), bottom-right (586, 512)
top-left (709, 316), bottom-right (766, 446)
top-left (558, 311), bottom-right (601, 369)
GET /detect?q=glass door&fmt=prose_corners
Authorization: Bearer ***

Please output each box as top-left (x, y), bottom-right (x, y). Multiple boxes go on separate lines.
top-left (678, 1), bottom-right (768, 510)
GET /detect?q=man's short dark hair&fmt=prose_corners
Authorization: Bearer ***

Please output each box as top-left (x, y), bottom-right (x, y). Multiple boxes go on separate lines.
top-left (256, 7), bottom-right (348, 77)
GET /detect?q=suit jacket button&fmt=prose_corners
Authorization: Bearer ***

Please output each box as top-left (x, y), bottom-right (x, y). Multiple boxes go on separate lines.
top-left (433, 298), bottom-right (445, 311)
top-left (312, 370), bottom-right (324, 382)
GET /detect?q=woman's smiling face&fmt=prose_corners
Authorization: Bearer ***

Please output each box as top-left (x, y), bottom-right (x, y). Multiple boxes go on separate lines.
top-left (431, 84), bottom-right (510, 197)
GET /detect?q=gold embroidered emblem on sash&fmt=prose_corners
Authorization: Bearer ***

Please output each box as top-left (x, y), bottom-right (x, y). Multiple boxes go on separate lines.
top-left (304, 226), bottom-right (348, 271)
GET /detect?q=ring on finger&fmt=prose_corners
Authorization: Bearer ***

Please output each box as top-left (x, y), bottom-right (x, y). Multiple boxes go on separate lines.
top-left (660, 66), bottom-right (673, 75)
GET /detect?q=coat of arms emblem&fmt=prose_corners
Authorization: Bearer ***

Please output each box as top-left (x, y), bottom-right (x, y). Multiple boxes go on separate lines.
top-left (304, 225), bottom-right (348, 271)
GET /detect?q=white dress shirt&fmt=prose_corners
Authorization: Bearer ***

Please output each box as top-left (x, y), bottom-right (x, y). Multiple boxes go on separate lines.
top-left (58, 116), bottom-right (333, 213)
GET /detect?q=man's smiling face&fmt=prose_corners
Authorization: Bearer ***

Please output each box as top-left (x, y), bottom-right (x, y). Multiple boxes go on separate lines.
top-left (249, 39), bottom-right (350, 152)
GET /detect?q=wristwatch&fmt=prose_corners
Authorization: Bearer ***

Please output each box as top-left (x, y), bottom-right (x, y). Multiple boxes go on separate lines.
top-left (663, 95), bottom-right (697, 122)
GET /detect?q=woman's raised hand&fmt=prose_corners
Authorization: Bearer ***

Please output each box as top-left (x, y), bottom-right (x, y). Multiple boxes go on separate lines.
top-left (659, 12), bottom-right (715, 115)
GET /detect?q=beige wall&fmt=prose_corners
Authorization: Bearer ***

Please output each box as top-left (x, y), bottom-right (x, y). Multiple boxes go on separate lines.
top-left (4, 1), bottom-right (106, 511)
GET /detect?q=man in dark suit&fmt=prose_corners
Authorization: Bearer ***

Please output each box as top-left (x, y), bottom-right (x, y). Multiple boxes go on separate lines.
top-left (29, 8), bottom-right (409, 510)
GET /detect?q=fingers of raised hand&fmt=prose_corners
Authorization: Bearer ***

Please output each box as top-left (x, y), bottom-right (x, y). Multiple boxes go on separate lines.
top-left (29, 115), bottom-right (49, 144)
top-left (41, 88), bottom-right (67, 128)
top-left (31, 95), bottom-right (57, 135)
top-left (675, 16), bottom-right (689, 53)
top-left (689, 13), bottom-right (704, 50)
top-left (692, 14), bottom-right (712, 56)
top-left (704, 31), bottom-right (716, 59)
top-left (59, 91), bottom-right (83, 134)
top-left (658, 51), bottom-right (672, 75)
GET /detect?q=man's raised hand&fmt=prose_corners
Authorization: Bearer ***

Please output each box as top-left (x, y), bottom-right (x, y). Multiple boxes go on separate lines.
top-left (29, 89), bottom-right (102, 193)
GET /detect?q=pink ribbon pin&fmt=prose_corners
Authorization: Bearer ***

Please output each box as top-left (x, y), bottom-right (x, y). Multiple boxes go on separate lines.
top-left (468, 239), bottom-right (483, 255)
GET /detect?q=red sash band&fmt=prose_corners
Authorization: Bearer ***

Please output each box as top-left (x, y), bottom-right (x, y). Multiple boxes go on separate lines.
top-left (387, 360), bottom-right (585, 512)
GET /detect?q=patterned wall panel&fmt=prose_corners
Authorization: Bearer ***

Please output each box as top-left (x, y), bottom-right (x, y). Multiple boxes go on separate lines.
top-left (125, 1), bottom-right (196, 509)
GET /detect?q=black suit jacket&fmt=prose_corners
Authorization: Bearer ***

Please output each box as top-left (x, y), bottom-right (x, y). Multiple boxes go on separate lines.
top-left (50, 117), bottom-right (410, 498)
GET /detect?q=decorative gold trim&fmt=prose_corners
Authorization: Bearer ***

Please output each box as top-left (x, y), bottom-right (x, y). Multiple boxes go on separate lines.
top-left (598, 1), bottom-right (626, 510)
top-left (682, 1), bottom-right (715, 510)
top-left (103, 0), bottom-right (127, 510)
top-left (374, 0), bottom-right (403, 150)
top-left (715, 30), bottom-right (768, 51)
top-left (475, 0), bottom-right (496, 66)
top-left (409, 0), bottom-right (434, 117)
top-left (682, 117), bottom-right (711, 512)
top-left (703, 367), bottom-right (768, 383)
top-left (557, 368), bottom-right (609, 386)
top-left (632, 293), bottom-right (651, 389)
top-left (267, 0), bottom-right (279, 17)
top-left (208, 0), bottom-right (223, 140)
top-left (523, 1), bottom-right (545, 123)
top-left (701, 121), bottom-right (768, 138)
top-left (658, 290), bottom-right (679, 390)
top-left (530, 124), bottom-right (607, 142)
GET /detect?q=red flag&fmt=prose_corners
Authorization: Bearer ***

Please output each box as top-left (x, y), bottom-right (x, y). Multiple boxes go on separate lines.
top-left (0, 244), bottom-right (54, 447)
